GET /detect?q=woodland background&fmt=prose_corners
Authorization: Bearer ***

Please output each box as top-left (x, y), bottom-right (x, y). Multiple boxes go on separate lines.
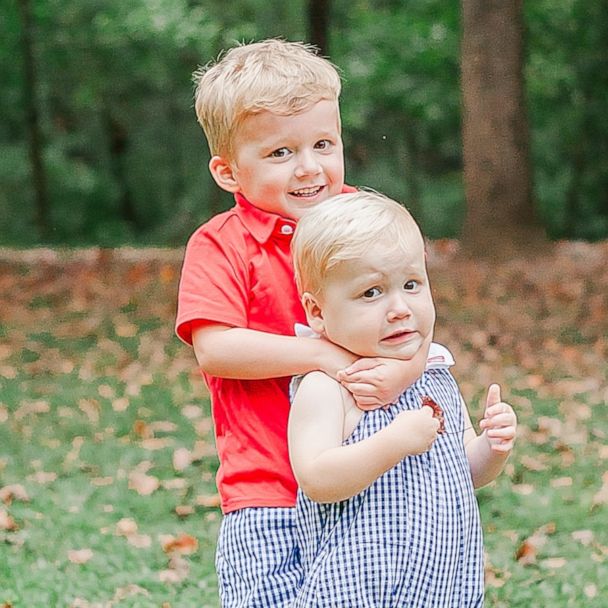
top-left (2, 0), bottom-right (608, 247)
top-left (1, 1), bottom-right (607, 606)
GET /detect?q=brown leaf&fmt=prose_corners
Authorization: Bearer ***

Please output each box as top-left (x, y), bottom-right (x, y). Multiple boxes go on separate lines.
top-left (0, 508), bottom-right (18, 531)
top-left (0, 484), bottom-right (30, 505)
top-left (161, 533), bottom-right (198, 555)
top-left (195, 493), bottom-right (221, 508)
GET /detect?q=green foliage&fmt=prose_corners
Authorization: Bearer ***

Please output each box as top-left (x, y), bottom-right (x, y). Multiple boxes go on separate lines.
top-left (1, 0), bottom-right (606, 244)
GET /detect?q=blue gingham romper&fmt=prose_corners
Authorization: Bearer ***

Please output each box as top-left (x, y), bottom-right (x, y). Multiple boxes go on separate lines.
top-left (293, 364), bottom-right (485, 607)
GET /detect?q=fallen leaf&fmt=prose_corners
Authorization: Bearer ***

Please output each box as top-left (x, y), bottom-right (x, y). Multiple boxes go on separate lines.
top-left (172, 448), bottom-right (192, 472)
top-left (515, 522), bottom-right (555, 565)
top-left (175, 505), bottom-right (194, 517)
top-left (161, 533), bottom-right (198, 555)
top-left (540, 557), bottom-right (567, 569)
top-left (115, 517), bottom-right (138, 536)
top-left (571, 530), bottom-right (594, 545)
top-left (195, 493), bottom-right (221, 508)
top-left (27, 471), bottom-right (57, 484)
top-left (0, 508), bottom-right (18, 531)
top-left (0, 484), bottom-right (30, 505)
top-left (128, 471), bottom-right (159, 496)
top-left (67, 548), bottom-right (94, 564)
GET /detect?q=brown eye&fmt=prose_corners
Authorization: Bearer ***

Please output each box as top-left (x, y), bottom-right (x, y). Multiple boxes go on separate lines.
top-left (362, 287), bottom-right (381, 299)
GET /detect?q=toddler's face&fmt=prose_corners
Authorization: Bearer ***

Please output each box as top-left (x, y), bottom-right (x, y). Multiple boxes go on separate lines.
top-left (227, 99), bottom-right (344, 220)
top-left (310, 241), bottom-right (435, 360)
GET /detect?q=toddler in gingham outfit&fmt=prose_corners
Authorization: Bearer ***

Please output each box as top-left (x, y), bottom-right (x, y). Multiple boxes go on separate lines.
top-left (289, 191), bottom-right (518, 606)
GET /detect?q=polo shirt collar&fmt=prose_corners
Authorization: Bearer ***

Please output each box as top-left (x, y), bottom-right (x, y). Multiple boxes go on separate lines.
top-left (234, 193), bottom-right (297, 243)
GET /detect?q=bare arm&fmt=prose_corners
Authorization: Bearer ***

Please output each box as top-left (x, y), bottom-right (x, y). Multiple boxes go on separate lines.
top-left (464, 384), bottom-right (517, 488)
top-left (288, 371), bottom-right (439, 503)
top-left (192, 323), bottom-right (357, 380)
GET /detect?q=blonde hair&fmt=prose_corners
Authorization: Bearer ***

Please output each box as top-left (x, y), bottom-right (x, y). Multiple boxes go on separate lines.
top-left (292, 190), bottom-right (424, 296)
top-left (193, 39), bottom-right (342, 160)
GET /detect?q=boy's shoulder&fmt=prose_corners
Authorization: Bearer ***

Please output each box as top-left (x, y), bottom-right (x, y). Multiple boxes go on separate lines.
top-left (191, 206), bottom-right (240, 239)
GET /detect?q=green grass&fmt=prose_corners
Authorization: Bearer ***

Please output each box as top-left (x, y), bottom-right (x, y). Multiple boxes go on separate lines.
top-left (1, 249), bottom-right (606, 606)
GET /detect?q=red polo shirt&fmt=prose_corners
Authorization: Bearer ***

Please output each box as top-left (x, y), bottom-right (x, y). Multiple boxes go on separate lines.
top-left (176, 189), bottom-right (354, 513)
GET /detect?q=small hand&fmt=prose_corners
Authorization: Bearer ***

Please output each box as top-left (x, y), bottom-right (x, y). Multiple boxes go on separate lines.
top-left (338, 356), bottom-right (425, 411)
top-left (337, 358), bottom-right (402, 410)
top-left (479, 384), bottom-right (517, 453)
top-left (393, 407), bottom-right (440, 455)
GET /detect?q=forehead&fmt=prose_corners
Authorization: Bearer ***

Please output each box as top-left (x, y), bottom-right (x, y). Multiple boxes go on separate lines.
top-left (234, 99), bottom-right (340, 145)
top-left (328, 239), bottom-right (427, 283)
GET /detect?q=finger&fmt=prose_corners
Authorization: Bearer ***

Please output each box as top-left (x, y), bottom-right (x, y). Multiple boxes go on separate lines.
top-left (481, 410), bottom-right (514, 427)
top-left (485, 427), bottom-right (516, 440)
top-left (340, 381), bottom-right (379, 396)
top-left (419, 405), bottom-right (435, 418)
top-left (338, 372), bottom-right (380, 386)
top-left (485, 383), bottom-right (501, 409)
top-left (351, 394), bottom-right (383, 407)
top-left (341, 358), bottom-right (382, 375)
top-left (490, 442), bottom-right (513, 453)
top-left (355, 400), bottom-right (384, 411)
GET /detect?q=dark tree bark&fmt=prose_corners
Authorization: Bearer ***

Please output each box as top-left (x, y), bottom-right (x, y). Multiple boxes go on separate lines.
top-left (460, 0), bottom-right (544, 257)
top-left (18, 0), bottom-right (50, 239)
top-left (104, 112), bottom-right (139, 229)
top-left (308, 0), bottom-right (331, 55)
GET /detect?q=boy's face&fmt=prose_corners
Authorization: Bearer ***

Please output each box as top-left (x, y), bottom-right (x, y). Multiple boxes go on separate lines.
top-left (305, 241), bottom-right (435, 360)
top-left (211, 100), bottom-right (344, 221)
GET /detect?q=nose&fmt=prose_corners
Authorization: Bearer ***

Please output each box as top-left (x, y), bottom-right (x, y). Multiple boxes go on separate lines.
top-left (386, 293), bottom-right (411, 322)
top-left (295, 149), bottom-right (321, 178)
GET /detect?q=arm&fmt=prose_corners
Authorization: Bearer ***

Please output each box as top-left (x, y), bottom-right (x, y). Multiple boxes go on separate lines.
top-left (464, 384), bottom-right (517, 488)
top-left (192, 323), bottom-right (357, 379)
top-left (288, 371), bottom-right (439, 503)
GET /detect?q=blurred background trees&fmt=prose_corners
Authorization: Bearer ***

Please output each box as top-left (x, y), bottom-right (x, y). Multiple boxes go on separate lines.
top-left (1, 0), bottom-right (606, 247)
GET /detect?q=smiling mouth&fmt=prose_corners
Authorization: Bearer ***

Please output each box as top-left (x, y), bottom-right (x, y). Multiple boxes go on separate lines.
top-left (290, 185), bottom-right (324, 198)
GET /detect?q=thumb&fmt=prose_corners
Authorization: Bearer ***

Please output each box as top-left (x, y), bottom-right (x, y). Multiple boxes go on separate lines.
top-left (486, 383), bottom-right (501, 409)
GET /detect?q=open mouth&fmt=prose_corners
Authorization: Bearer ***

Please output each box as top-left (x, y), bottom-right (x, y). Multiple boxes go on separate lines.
top-left (289, 185), bottom-right (324, 198)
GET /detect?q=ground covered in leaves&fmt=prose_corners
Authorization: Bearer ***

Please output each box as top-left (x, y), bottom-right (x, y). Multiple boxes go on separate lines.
top-left (0, 242), bottom-right (606, 607)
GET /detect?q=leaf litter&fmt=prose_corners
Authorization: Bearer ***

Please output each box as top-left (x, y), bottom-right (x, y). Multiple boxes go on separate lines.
top-left (0, 243), bottom-right (606, 602)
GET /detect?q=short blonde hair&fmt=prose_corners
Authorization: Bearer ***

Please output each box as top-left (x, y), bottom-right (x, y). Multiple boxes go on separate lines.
top-left (193, 39), bottom-right (342, 160)
top-left (292, 190), bottom-right (424, 296)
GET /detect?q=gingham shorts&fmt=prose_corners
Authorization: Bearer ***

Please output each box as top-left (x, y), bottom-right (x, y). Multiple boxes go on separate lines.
top-left (215, 506), bottom-right (302, 607)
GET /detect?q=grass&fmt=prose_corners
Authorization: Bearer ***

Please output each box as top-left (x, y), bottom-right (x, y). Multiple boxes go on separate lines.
top-left (0, 247), bottom-right (606, 606)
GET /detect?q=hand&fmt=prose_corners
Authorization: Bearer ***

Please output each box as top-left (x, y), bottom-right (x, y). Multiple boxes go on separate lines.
top-left (479, 384), bottom-right (517, 453)
top-left (337, 356), bottom-right (425, 411)
top-left (391, 407), bottom-right (440, 456)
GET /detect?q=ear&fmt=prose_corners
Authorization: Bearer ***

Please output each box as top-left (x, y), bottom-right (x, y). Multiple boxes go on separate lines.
top-left (209, 155), bottom-right (240, 193)
top-left (301, 292), bottom-right (326, 336)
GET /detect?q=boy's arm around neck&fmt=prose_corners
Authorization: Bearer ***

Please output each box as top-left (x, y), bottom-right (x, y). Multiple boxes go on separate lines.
top-left (192, 323), bottom-right (357, 379)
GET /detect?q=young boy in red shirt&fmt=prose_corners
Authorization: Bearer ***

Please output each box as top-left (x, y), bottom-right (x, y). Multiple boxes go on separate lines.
top-left (176, 39), bottom-right (428, 607)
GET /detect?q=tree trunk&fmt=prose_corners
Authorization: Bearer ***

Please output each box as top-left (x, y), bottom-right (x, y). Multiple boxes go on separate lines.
top-left (460, 0), bottom-right (543, 257)
top-left (307, 0), bottom-right (331, 55)
top-left (105, 112), bottom-right (139, 229)
top-left (18, 0), bottom-right (50, 239)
